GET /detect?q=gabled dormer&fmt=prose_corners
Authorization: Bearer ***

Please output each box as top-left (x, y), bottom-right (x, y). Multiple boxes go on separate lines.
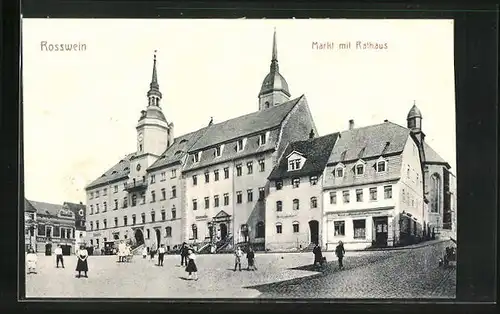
top-left (214, 144), bottom-right (225, 158)
top-left (375, 156), bottom-right (388, 173)
top-left (354, 159), bottom-right (366, 176)
top-left (192, 151), bottom-right (202, 163)
top-left (286, 151), bottom-right (306, 171)
top-left (258, 131), bottom-right (271, 146)
top-left (334, 162), bottom-right (345, 178)
top-left (59, 205), bottom-right (75, 219)
top-left (236, 138), bottom-right (247, 152)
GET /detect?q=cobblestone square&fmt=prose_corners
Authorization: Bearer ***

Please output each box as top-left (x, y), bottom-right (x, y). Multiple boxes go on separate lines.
top-left (25, 241), bottom-right (455, 299)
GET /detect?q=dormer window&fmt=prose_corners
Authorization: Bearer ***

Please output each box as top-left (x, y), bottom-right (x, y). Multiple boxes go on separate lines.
top-left (237, 139), bottom-right (246, 152)
top-left (355, 160), bottom-right (365, 176)
top-left (193, 151), bottom-right (202, 163)
top-left (215, 145), bottom-right (224, 157)
top-left (335, 163), bottom-right (345, 178)
top-left (258, 132), bottom-right (269, 146)
top-left (288, 159), bottom-right (301, 171)
top-left (376, 157), bottom-right (387, 173)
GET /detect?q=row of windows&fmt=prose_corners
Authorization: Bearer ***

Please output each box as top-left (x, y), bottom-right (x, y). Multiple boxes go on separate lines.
top-left (192, 160), bottom-right (266, 185)
top-left (331, 220), bottom-right (368, 239)
top-left (334, 160), bottom-right (388, 178)
top-left (89, 226), bottom-right (173, 248)
top-left (88, 209), bottom-right (177, 231)
top-left (274, 221), bottom-right (302, 234)
top-left (89, 187), bottom-right (177, 215)
top-left (36, 226), bottom-right (75, 239)
top-left (192, 188), bottom-right (267, 210)
top-left (275, 197), bottom-right (317, 212)
top-left (192, 133), bottom-right (269, 163)
top-left (275, 176), bottom-right (318, 190)
top-left (329, 185), bottom-right (393, 204)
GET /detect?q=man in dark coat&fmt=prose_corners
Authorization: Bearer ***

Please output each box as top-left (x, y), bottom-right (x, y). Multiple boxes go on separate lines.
top-left (335, 241), bottom-right (345, 270)
top-left (312, 243), bottom-right (323, 266)
top-left (180, 242), bottom-right (189, 266)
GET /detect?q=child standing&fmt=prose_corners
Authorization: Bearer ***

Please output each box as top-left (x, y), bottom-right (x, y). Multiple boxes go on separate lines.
top-left (234, 247), bottom-right (243, 271)
top-left (26, 248), bottom-right (37, 274)
top-left (246, 247), bottom-right (257, 271)
top-left (142, 246), bottom-right (148, 259)
top-left (185, 249), bottom-right (198, 280)
top-left (335, 240), bottom-right (345, 270)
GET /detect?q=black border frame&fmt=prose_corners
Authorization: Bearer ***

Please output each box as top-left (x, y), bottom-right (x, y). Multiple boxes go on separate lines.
top-left (1, 1), bottom-right (498, 313)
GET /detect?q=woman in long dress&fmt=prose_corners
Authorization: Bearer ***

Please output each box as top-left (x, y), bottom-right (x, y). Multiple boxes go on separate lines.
top-left (75, 245), bottom-right (89, 278)
top-left (185, 249), bottom-right (198, 280)
top-left (26, 248), bottom-right (37, 274)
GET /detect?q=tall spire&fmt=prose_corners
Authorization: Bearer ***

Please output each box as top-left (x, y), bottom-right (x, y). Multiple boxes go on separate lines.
top-left (147, 50), bottom-right (162, 102)
top-left (270, 27), bottom-right (279, 72)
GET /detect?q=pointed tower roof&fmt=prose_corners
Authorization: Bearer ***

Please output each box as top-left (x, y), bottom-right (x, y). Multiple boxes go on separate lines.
top-left (147, 51), bottom-right (162, 99)
top-left (259, 28), bottom-right (291, 97)
top-left (407, 101), bottom-right (422, 119)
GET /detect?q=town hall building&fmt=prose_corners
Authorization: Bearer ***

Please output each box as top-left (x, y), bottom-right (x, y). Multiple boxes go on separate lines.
top-left (84, 30), bottom-right (318, 253)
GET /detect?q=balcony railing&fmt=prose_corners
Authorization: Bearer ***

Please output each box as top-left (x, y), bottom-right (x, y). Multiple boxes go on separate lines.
top-left (124, 179), bottom-right (148, 192)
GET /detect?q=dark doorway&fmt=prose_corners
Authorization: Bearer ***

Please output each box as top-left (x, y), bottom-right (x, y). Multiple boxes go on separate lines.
top-left (45, 243), bottom-right (52, 256)
top-left (373, 217), bottom-right (389, 247)
top-left (308, 220), bottom-right (319, 244)
top-left (155, 229), bottom-right (161, 247)
top-left (134, 229), bottom-right (144, 245)
top-left (61, 245), bottom-right (71, 255)
top-left (208, 225), bottom-right (214, 241)
top-left (220, 223), bottom-right (228, 240)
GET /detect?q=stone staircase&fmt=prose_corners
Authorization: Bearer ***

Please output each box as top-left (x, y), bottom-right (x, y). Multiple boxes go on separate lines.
top-left (216, 235), bottom-right (234, 253)
top-left (131, 243), bottom-right (145, 255)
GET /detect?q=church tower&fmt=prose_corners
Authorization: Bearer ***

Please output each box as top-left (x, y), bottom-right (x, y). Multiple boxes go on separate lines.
top-left (136, 52), bottom-right (174, 157)
top-left (407, 101), bottom-right (425, 144)
top-left (258, 28), bottom-right (291, 111)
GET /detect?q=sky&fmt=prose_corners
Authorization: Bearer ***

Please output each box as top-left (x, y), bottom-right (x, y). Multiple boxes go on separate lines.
top-left (22, 19), bottom-right (456, 205)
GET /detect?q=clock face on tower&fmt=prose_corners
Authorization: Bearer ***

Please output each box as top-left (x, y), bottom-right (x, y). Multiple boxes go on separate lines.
top-left (138, 132), bottom-right (143, 142)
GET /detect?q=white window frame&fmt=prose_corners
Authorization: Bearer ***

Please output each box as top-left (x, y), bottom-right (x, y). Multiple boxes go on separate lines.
top-left (355, 160), bottom-right (365, 176)
top-left (335, 163), bottom-right (345, 178)
top-left (275, 222), bottom-right (283, 234)
top-left (376, 157), bottom-right (388, 173)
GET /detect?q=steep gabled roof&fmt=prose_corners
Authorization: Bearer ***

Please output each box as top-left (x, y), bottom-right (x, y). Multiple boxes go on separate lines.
top-left (188, 96), bottom-right (302, 152)
top-left (28, 200), bottom-right (63, 217)
top-left (423, 142), bottom-right (450, 167)
top-left (86, 153), bottom-right (136, 190)
top-left (24, 199), bottom-right (37, 213)
top-left (268, 133), bottom-right (340, 180)
top-left (328, 121), bottom-right (410, 164)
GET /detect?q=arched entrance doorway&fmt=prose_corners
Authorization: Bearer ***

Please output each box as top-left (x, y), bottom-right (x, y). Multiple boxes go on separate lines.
top-left (134, 229), bottom-right (144, 245)
top-left (309, 220), bottom-right (319, 244)
top-left (220, 223), bottom-right (228, 240)
top-left (155, 229), bottom-right (161, 247)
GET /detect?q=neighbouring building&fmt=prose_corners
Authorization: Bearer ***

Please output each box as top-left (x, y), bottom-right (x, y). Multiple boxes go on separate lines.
top-left (24, 199), bottom-right (37, 251)
top-left (265, 132), bottom-right (339, 251)
top-left (322, 119), bottom-right (426, 251)
top-left (27, 200), bottom-right (77, 255)
top-left (84, 29), bottom-right (317, 253)
top-left (64, 202), bottom-right (87, 247)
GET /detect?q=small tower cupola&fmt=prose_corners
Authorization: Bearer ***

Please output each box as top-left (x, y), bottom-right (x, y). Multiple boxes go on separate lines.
top-left (258, 28), bottom-right (291, 111)
top-left (407, 101), bottom-right (422, 131)
top-left (147, 51), bottom-right (162, 107)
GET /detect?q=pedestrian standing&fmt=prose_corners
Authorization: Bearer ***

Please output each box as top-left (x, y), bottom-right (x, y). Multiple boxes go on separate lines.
top-left (75, 245), bottom-right (89, 278)
top-left (246, 247), bottom-right (256, 271)
top-left (312, 243), bottom-right (323, 267)
top-left (335, 240), bottom-right (345, 270)
top-left (142, 246), bottom-right (148, 259)
top-left (234, 247), bottom-right (243, 271)
top-left (26, 248), bottom-right (38, 274)
top-left (180, 242), bottom-right (188, 266)
top-left (185, 249), bottom-right (198, 280)
top-left (55, 244), bottom-right (65, 268)
top-left (158, 244), bottom-right (166, 266)
top-left (118, 240), bottom-right (126, 262)
top-left (150, 244), bottom-right (156, 262)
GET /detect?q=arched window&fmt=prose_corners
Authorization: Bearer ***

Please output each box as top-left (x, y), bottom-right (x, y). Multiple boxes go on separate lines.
top-left (310, 197), bottom-right (317, 208)
top-left (293, 199), bottom-right (300, 210)
top-left (192, 224), bottom-right (198, 240)
top-left (265, 101), bottom-right (270, 108)
top-left (292, 221), bottom-right (300, 233)
top-left (276, 201), bottom-right (283, 212)
top-left (256, 221), bottom-right (265, 238)
top-left (165, 226), bottom-right (172, 237)
top-left (430, 173), bottom-right (441, 213)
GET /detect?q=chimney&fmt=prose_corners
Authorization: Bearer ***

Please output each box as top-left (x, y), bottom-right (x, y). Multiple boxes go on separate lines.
top-left (309, 129), bottom-right (315, 139)
top-left (348, 119), bottom-right (354, 130)
top-left (79, 201), bottom-right (83, 205)
top-left (384, 119), bottom-right (388, 122)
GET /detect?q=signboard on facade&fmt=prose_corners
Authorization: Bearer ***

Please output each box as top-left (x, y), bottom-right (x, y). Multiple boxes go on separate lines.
top-left (277, 213), bottom-right (297, 219)
top-left (93, 232), bottom-right (101, 237)
top-left (195, 215), bottom-right (208, 220)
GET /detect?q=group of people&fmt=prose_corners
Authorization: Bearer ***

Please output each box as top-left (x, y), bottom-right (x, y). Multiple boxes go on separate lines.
top-left (233, 246), bottom-right (257, 271)
top-left (313, 241), bottom-right (345, 270)
top-left (117, 241), bottom-right (132, 262)
top-left (26, 244), bottom-right (89, 277)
